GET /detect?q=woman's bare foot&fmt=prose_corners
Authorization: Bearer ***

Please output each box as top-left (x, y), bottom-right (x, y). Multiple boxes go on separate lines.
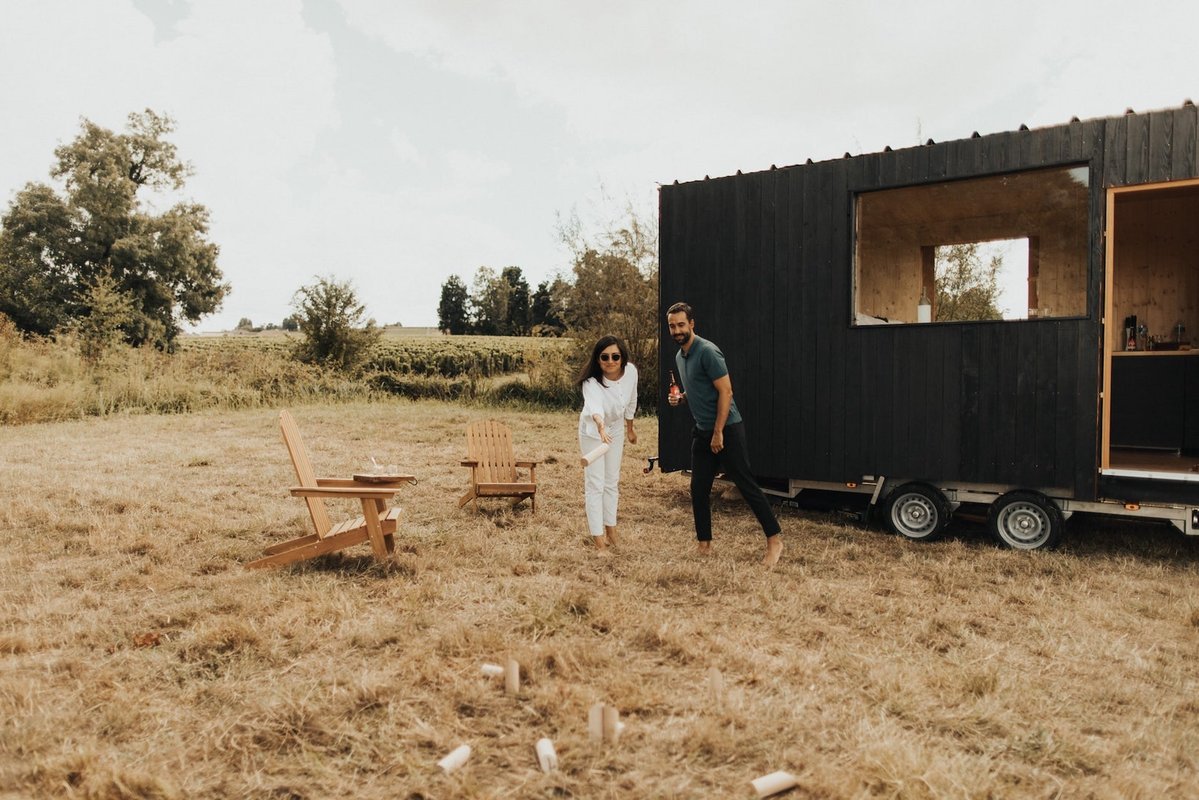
top-left (592, 535), bottom-right (610, 553)
top-left (695, 540), bottom-right (712, 555)
top-left (605, 525), bottom-right (619, 547)
top-left (762, 534), bottom-right (783, 568)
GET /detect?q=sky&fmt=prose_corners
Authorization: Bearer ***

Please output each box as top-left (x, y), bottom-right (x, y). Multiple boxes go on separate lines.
top-left (1, 0), bottom-right (1196, 331)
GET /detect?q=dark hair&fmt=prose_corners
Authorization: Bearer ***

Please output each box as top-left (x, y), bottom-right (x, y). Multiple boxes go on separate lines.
top-left (667, 301), bottom-right (694, 321)
top-left (575, 335), bottom-right (631, 388)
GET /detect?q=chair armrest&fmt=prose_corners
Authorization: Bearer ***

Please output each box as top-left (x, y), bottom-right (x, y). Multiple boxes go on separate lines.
top-left (460, 459), bottom-right (479, 467)
top-left (290, 486), bottom-right (399, 499)
top-left (317, 476), bottom-right (416, 487)
top-left (515, 460), bottom-right (540, 467)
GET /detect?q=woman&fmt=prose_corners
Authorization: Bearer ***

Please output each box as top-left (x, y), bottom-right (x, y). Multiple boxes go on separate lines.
top-left (576, 335), bottom-right (638, 551)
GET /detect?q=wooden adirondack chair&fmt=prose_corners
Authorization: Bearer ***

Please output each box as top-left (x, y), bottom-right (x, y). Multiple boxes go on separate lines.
top-left (459, 420), bottom-right (539, 512)
top-left (246, 410), bottom-right (416, 569)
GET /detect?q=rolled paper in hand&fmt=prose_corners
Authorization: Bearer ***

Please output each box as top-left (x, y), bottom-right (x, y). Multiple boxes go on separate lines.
top-left (580, 442), bottom-right (610, 467)
top-left (535, 738), bottom-right (558, 772)
top-left (438, 744), bottom-right (471, 774)
top-left (480, 663), bottom-right (505, 678)
top-left (751, 770), bottom-right (798, 797)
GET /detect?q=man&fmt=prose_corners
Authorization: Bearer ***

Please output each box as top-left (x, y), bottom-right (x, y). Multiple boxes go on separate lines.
top-left (666, 301), bottom-right (783, 567)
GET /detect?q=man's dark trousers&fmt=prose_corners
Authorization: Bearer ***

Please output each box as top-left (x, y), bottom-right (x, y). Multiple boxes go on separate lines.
top-left (690, 421), bottom-right (781, 541)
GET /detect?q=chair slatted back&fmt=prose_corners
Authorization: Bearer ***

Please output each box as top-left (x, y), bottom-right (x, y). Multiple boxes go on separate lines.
top-left (466, 420), bottom-right (517, 483)
top-left (279, 410), bottom-right (333, 537)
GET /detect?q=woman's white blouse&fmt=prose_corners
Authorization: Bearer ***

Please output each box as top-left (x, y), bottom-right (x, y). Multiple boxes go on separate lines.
top-left (578, 362), bottom-right (638, 439)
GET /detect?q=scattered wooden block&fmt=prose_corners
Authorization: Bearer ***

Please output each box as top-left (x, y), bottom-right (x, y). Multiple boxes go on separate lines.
top-left (588, 702), bottom-right (605, 742)
top-left (708, 666), bottom-right (724, 707)
top-left (751, 770), bottom-right (798, 797)
top-left (580, 442), bottom-right (610, 467)
top-left (505, 658), bottom-right (521, 695)
top-left (438, 744), bottom-right (471, 774)
top-left (602, 705), bottom-right (620, 742)
top-left (535, 737), bottom-right (558, 773)
top-left (588, 702), bottom-right (624, 744)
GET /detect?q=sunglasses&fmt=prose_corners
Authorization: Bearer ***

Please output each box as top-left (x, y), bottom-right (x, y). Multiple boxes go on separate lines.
top-left (599, 353), bottom-right (622, 362)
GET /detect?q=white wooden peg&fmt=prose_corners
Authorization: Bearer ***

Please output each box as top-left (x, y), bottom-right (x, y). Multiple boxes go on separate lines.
top-left (437, 744), bottom-right (471, 774)
top-left (535, 737), bottom-right (558, 772)
top-left (588, 702), bottom-right (605, 742)
top-left (480, 663), bottom-right (505, 677)
top-left (580, 442), bottom-right (610, 467)
top-left (602, 705), bottom-right (620, 742)
top-left (751, 770), bottom-right (798, 797)
top-left (708, 666), bottom-right (724, 707)
top-left (505, 658), bottom-right (520, 694)
top-left (589, 703), bottom-right (624, 744)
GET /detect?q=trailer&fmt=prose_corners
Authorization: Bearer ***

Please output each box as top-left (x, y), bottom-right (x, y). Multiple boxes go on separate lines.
top-left (657, 103), bottom-right (1199, 549)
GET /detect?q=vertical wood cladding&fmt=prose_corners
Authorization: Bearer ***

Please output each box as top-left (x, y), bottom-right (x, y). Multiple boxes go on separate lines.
top-left (659, 106), bottom-right (1199, 500)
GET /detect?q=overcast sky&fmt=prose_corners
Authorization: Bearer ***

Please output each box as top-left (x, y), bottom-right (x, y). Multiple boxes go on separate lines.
top-left (1, 0), bottom-right (1196, 330)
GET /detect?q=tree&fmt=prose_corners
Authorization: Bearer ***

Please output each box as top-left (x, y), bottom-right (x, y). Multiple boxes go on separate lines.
top-left (469, 266), bottom-right (508, 335)
top-left (437, 274), bottom-right (470, 334)
top-left (934, 243), bottom-right (1003, 321)
top-left (530, 278), bottom-right (568, 336)
top-left (74, 274), bottom-right (135, 365)
top-left (0, 184), bottom-right (78, 335)
top-left (0, 109), bottom-right (228, 348)
top-left (501, 266), bottom-right (530, 335)
top-left (291, 276), bottom-right (381, 371)
top-left (558, 201), bottom-right (659, 403)
top-left (235, 317), bottom-right (254, 331)
top-left (280, 315), bottom-right (300, 332)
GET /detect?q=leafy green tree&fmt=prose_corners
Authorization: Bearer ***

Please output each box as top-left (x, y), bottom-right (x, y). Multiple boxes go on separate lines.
top-left (291, 276), bottom-right (381, 371)
top-left (530, 279), bottom-right (567, 336)
top-left (0, 109), bottom-right (228, 349)
top-left (74, 274), bottom-right (135, 365)
top-left (469, 266), bottom-right (507, 335)
top-left (558, 202), bottom-right (659, 403)
top-left (437, 274), bottom-right (470, 334)
top-left (236, 317), bottom-right (254, 331)
top-left (500, 266), bottom-right (530, 335)
top-left (281, 315), bottom-right (300, 332)
top-left (934, 243), bottom-right (1003, 321)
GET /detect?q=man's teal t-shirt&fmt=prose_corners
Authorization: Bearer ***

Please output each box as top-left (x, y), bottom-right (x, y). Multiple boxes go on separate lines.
top-left (675, 334), bottom-right (742, 430)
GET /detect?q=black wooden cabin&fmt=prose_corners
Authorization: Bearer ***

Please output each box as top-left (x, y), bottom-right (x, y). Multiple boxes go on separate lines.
top-left (658, 103), bottom-right (1199, 519)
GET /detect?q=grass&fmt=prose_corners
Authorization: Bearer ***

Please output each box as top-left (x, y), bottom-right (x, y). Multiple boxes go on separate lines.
top-left (2, 400), bottom-right (1199, 798)
top-left (0, 330), bottom-right (585, 425)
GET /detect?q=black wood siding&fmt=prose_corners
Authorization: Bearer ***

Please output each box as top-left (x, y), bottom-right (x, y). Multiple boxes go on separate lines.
top-left (659, 105), bottom-right (1199, 501)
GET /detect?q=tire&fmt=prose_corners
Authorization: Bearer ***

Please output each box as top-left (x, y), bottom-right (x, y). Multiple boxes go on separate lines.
top-left (987, 490), bottom-right (1063, 550)
top-left (884, 482), bottom-right (951, 541)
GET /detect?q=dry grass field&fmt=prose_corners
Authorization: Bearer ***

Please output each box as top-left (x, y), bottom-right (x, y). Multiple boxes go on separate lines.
top-left (2, 400), bottom-right (1199, 799)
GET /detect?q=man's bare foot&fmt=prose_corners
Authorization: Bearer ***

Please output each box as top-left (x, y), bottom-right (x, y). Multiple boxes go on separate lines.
top-left (605, 526), bottom-right (619, 547)
top-left (592, 535), bottom-right (610, 553)
top-left (762, 534), bottom-right (783, 568)
top-left (696, 540), bottom-right (712, 555)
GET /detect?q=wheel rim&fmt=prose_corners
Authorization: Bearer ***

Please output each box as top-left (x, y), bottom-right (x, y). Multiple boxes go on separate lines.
top-left (996, 502), bottom-right (1050, 547)
top-left (892, 493), bottom-right (938, 537)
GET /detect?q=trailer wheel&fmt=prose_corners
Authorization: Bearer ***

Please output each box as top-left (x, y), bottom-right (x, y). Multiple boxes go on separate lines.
top-left (884, 483), bottom-right (951, 541)
top-left (987, 491), bottom-right (1063, 550)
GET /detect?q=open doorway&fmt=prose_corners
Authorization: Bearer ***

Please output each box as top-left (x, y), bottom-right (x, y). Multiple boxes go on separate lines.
top-left (1102, 178), bottom-right (1199, 479)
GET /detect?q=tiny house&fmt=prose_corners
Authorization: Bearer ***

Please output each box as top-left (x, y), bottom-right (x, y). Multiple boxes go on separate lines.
top-left (658, 103), bottom-right (1199, 548)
